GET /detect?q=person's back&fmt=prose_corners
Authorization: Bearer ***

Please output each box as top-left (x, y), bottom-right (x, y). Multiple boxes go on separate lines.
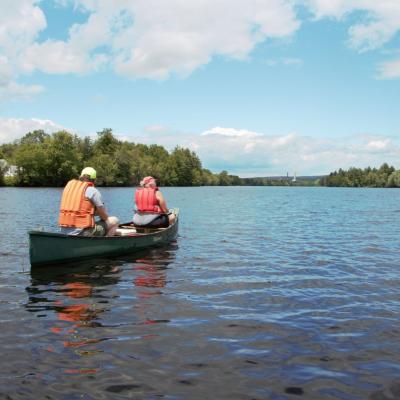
top-left (59, 178), bottom-right (95, 231)
top-left (59, 167), bottom-right (119, 236)
top-left (133, 176), bottom-right (175, 228)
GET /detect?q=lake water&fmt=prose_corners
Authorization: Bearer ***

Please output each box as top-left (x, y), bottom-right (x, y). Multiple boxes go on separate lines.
top-left (0, 186), bottom-right (399, 400)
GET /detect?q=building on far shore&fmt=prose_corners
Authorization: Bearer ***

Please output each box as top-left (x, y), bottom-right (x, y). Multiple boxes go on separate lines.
top-left (0, 159), bottom-right (18, 177)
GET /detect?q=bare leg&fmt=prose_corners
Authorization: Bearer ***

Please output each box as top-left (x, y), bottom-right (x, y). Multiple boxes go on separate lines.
top-left (168, 213), bottom-right (176, 225)
top-left (106, 216), bottom-right (119, 236)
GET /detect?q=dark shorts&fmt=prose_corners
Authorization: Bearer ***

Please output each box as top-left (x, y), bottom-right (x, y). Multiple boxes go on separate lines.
top-left (80, 220), bottom-right (107, 237)
top-left (134, 214), bottom-right (169, 228)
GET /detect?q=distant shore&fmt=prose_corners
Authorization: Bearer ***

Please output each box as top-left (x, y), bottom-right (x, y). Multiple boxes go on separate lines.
top-left (1, 130), bottom-right (399, 188)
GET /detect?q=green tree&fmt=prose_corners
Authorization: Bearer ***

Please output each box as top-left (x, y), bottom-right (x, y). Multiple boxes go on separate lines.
top-left (78, 136), bottom-right (94, 161)
top-left (387, 170), bottom-right (400, 188)
top-left (0, 127), bottom-right (225, 187)
top-left (44, 131), bottom-right (81, 186)
top-left (201, 169), bottom-right (219, 185)
top-left (218, 170), bottom-right (231, 185)
top-left (14, 143), bottom-right (49, 186)
top-left (20, 130), bottom-right (49, 145)
top-left (94, 128), bottom-right (119, 155)
top-left (321, 164), bottom-right (398, 187)
top-left (0, 142), bottom-right (18, 161)
top-left (170, 147), bottom-right (203, 186)
top-left (114, 144), bottom-right (136, 186)
top-left (0, 162), bottom-right (5, 186)
top-left (89, 153), bottom-right (119, 186)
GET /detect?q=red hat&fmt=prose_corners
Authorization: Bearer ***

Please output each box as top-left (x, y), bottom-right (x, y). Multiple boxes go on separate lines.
top-left (140, 176), bottom-right (156, 186)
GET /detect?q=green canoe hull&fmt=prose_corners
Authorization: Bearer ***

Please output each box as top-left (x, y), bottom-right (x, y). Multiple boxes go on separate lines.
top-left (29, 210), bottom-right (179, 267)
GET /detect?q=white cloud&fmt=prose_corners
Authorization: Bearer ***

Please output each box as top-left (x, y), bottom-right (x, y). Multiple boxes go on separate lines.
top-left (377, 58), bottom-right (400, 79)
top-left (22, 40), bottom-right (107, 74)
top-left (0, 55), bottom-right (44, 100)
top-left (0, 81), bottom-right (44, 102)
top-left (305, 1), bottom-right (400, 52)
top-left (0, 0), bottom-right (47, 100)
top-left (303, 1), bottom-right (400, 77)
top-left (202, 127), bottom-right (262, 138)
top-left (1, 0), bottom-right (400, 101)
top-left (1, 0), bottom-right (400, 88)
top-left (119, 125), bottom-right (400, 176)
top-left (0, 0), bottom-right (46, 54)
top-left (46, 1), bottom-right (400, 80)
top-left (1, 0), bottom-right (302, 83)
top-left (144, 124), bottom-right (169, 133)
top-left (366, 139), bottom-right (390, 151)
top-left (0, 118), bottom-right (68, 143)
top-left (109, 0), bottom-right (301, 79)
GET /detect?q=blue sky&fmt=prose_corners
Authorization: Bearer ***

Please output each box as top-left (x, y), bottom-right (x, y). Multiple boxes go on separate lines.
top-left (1, 0), bottom-right (400, 177)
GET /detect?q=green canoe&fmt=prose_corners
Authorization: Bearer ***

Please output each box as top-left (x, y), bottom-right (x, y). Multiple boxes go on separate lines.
top-left (29, 209), bottom-right (179, 267)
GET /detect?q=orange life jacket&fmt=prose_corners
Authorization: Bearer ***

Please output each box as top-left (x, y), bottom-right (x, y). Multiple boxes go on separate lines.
top-left (135, 187), bottom-right (162, 213)
top-left (58, 179), bottom-right (95, 228)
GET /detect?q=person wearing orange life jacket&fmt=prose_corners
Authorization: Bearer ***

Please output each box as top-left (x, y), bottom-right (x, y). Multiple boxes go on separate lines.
top-left (59, 167), bottom-right (119, 236)
top-left (133, 176), bottom-right (176, 228)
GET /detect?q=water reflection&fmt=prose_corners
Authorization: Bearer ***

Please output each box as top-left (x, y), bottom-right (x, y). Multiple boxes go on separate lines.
top-left (134, 258), bottom-right (167, 290)
top-left (26, 262), bottom-right (121, 362)
top-left (25, 246), bottom-right (176, 376)
top-left (131, 256), bottom-right (170, 328)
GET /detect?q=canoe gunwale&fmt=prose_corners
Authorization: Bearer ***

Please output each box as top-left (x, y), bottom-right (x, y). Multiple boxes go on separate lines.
top-left (28, 229), bottom-right (168, 239)
top-left (29, 208), bottom-right (179, 266)
top-left (29, 208), bottom-right (179, 239)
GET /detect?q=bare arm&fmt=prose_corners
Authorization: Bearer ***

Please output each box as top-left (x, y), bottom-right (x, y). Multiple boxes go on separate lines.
top-left (96, 205), bottom-right (109, 221)
top-left (155, 191), bottom-right (168, 213)
top-left (87, 187), bottom-right (109, 222)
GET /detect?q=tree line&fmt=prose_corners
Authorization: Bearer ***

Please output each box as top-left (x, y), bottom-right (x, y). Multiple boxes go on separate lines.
top-left (0, 129), bottom-right (241, 187)
top-left (320, 164), bottom-right (400, 188)
top-left (0, 129), bottom-right (399, 187)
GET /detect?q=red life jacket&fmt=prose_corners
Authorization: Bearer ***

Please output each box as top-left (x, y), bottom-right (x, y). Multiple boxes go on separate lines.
top-left (135, 187), bottom-right (162, 213)
top-left (58, 179), bottom-right (95, 228)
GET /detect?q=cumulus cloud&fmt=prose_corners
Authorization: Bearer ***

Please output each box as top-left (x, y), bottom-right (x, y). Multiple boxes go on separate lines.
top-left (122, 125), bottom-right (400, 176)
top-left (1, 0), bottom-right (400, 90)
top-left (0, 55), bottom-right (43, 102)
top-left (0, 0), bottom-right (46, 100)
top-left (365, 139), bottom-right (390, 151)
top-left (377, 58), bottom-right (400, 79)
top-left (0, 81), bottom-right (44, 102)
top-left (303, 1), bottom-right (400, 77)
top-left (1, 0), bottom-right (302, 84)
top-left (202, 127), bottom-right (262, 138)
top-left (0, 117), bottom-right (68, 143)
top-left (305, 1), bottom-right (400, 51)
top-left (199, 129), bottom-right (400, 176)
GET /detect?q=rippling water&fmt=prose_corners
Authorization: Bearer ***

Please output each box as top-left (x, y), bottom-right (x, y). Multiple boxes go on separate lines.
top-left (0, 186), bottom-right (400, 399)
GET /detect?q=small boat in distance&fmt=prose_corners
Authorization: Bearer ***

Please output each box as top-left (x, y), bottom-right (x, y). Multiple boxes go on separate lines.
top-left (29, 208), bottom-right (179, 267)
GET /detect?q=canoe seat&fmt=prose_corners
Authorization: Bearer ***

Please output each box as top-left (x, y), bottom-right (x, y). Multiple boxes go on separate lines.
top-left (115, 227), bottom-right (137, 236)
top-left (134, 227), bottom-right (167, 233)
top-left (117, 223), bottom-right (168, 234)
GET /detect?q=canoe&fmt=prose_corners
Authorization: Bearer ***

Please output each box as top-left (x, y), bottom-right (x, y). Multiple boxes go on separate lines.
top-left (29, 209), bottom-right (179, 267)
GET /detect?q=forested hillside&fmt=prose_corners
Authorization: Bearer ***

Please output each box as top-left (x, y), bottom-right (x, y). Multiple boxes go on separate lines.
top-left (320, 164), bottom-right (400, 188)
top-left (0, 129), bottom-right (235, 187)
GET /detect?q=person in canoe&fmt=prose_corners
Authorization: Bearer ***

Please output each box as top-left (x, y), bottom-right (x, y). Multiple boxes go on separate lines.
top-left (58, 167), bottom-right (119, 236)
top-left (133, 176), bottom-right (176, 228)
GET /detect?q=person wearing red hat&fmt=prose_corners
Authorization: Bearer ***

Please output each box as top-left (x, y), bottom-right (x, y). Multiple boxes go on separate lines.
top-left (133, 176), bottom-right (175, 228)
